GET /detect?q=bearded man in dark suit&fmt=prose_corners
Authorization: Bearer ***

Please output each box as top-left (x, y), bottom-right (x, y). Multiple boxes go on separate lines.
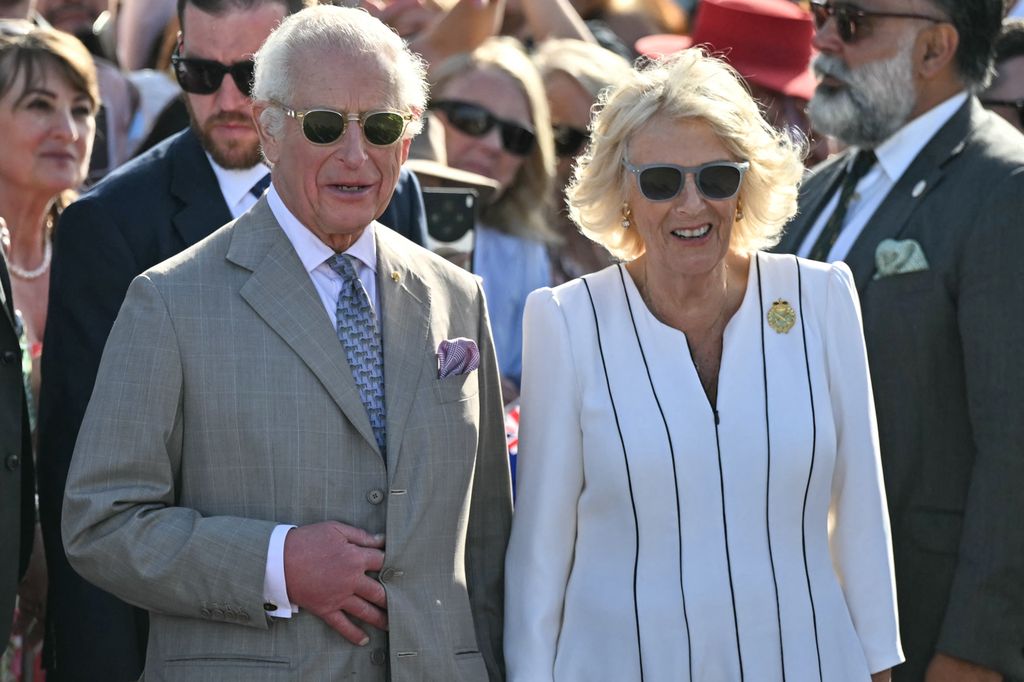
top-left (777, 1), bottom-right (1024, 679)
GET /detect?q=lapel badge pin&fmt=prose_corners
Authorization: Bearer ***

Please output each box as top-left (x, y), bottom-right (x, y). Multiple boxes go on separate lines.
top-left (391, 271), bottom-right (400, 282)
top-left (767, 299), bottom-right (796, 334)
top-left (911, 180), bottom-right (926, 198)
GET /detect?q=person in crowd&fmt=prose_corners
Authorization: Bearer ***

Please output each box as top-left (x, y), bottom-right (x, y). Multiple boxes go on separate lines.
top-left (0, 22), bottom-right (97, 677)
top-left (505, 48), bottom-right (903, 681)
top-left (62, 7), bottom-right (511, 679)
top-left (36, 0), bottom-right (426, 679)
top-left (532, 37), bottom-right (632, 283)
top-left (0, 245), bottom-right (35, 682)
top-left (636, 0), bottom-right (830, 164)
top-left (981, 18), bottom-right (1024, 131)
top-left (776, 1), bottom-right (1024, 679)
top-left (34, 0), bottom-right (116, 62)
top-left (429, 36), bottom-right (556, 399)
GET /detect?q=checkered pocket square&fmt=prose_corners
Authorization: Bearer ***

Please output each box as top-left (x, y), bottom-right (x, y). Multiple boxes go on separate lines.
top-left (874, 238), bottom-right (930, 279)
top-left (437, 337), bottom-right (480, 379)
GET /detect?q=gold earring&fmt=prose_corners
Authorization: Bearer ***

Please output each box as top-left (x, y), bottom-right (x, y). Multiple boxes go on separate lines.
top-left (735, 200), bottom-right (744, 221)
top-left (621, 203), bottom-right (631, 230)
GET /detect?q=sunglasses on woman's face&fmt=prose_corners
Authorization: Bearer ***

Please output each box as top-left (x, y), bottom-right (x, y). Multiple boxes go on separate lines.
top-left (273, 101), bottom-right (412, 146)
top-left (171, 49), bottom-right (255, 97)
top-left (809, 0), bottom-right (945, 44)
top-left (430, 100), bottom-right (536, 156)
top-left (624, 159), bottom-right (749, 202)
top-left (553, 124), bottom-right (589, 158)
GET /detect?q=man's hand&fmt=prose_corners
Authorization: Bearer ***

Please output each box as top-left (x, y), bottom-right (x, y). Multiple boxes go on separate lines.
top-left (284, 522), bottom-right (387, 646)
top-left (925, 653), bottom-right (1003, 682)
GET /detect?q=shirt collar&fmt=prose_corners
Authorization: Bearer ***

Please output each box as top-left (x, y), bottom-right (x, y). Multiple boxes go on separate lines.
top-left (869, 91), bottom-right (968, 183)
top-left (266, 183), bottom-right (378, 275)
top-left (206, 154), bottom-right (270, 209)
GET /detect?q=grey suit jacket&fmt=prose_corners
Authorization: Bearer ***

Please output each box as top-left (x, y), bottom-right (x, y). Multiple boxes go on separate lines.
top-left (62, 199), bottom-right (513, 681)
top-left (778, 98), bottom-right (1024, 679)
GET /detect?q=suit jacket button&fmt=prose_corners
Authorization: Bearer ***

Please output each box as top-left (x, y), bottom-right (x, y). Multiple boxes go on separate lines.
top-left (0, 351), bottom-right (16, 365)
top-left (5, 454), bottom-right (19, 471)
top-left (370, 648), bottom-right (387, 665)
top-left (366, 489), bottom-right (385, 505)
top-left (379, 567), bottom-right (396, 583)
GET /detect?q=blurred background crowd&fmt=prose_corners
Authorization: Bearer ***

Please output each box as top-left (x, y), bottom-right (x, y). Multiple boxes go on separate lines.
top-left (2, 0), bottom-right (1024, 679)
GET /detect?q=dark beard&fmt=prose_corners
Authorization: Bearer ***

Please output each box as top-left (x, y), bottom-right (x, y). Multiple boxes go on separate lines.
top-left (184, 99), bottom-right (263, 170)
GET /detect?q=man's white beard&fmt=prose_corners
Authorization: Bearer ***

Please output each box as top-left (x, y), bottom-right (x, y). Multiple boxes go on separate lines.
top-left (807, 41), bottom-right (917, 149)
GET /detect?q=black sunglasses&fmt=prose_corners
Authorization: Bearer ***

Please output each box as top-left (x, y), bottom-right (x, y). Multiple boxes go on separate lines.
top-left (809, 1), bottom-right (945, 44)
top-left (553, 124), bottom-right (589, 158)
top-left (171, 49), bottom-right (255, 97)
top-left (430, 100), bottom-right (536, 156)
top-left (272, 101), bottom-right (412, 146)
top-left (980, 97), bottom-right (1024, 128)
top-left (624, 159), bottom-right (749, 202)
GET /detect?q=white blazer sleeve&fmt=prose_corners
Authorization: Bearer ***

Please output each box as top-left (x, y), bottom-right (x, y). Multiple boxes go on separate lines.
top-left (504, 288), bottom-right (584, 681)
top-left (824, 262), bottom-right (905, 673)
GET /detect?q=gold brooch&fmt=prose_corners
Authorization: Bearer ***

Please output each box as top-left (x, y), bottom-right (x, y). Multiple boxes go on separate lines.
top-left (767, 299), bottom-right (796, 334)
top-left (391, 271), bottom-right (400, 282)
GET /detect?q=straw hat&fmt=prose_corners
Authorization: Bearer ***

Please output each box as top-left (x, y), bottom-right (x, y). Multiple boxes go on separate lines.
top-left (635, 0), bottom-right (817, 101)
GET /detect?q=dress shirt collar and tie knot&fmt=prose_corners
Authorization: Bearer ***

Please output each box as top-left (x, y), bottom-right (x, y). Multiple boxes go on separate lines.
top-left (808, 149), bottom-right (877, 262)
top-left (249, 174), bottom-right (272, 199)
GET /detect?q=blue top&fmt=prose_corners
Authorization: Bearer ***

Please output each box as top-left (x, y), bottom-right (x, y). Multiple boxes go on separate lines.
top-left (473, 224), bottom-right (551, 387)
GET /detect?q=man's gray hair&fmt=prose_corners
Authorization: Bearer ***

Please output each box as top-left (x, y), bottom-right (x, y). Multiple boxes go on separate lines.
top-left (252, 5), bottom-right (427, 138)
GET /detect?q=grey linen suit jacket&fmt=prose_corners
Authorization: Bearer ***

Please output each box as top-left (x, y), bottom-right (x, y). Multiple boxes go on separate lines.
top-left (777, 98), bottom-right (1024, 680)
top-left (62, 199), bottom-right (513, 681)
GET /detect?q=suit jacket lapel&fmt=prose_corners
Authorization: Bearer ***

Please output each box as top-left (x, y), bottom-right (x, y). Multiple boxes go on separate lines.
top-left (845, 98), bottom-right (974, 291)
top-left (230, 201), bottom-right (383, 459)
top-left (0, 253), bottom-right (16, 335)
top-left (776, 154), bottom-right (849, 255)
top-left (376, 227), bottom-right (430, 474)
top-left (169, 130), bottom-right (233, 248)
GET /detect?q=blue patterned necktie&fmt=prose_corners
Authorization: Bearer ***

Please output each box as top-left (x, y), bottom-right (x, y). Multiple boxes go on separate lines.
top-left (329, 254), bottom-right (386, 455)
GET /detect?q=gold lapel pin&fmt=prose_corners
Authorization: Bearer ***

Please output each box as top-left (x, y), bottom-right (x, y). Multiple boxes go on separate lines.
top-left (391, 271), bottom-right (400, 282)
top-left (767, 299), bottom-right (796, 334)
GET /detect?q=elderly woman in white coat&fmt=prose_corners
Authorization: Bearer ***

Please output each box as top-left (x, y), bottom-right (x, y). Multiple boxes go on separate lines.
top-left (505, 49), bottom-right (904, 681)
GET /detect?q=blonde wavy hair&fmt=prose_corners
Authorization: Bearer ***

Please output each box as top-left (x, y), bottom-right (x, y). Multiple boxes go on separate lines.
top-left (430, 37), bottom-right (557, 243)
top-left (567, 48), bottom-right (806, 260)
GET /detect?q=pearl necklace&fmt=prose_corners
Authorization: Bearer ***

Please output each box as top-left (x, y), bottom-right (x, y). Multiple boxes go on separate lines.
top-left (1, 223), bottom-right (52, 280)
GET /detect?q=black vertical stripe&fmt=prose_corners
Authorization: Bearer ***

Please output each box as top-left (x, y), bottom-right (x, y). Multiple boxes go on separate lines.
top-left (795, 257), bottom-right (824, 680)
top-left (616, 265), bottom-right (693, 681)
top-left (713, 405), bottom-right (745, 680)
top-left (582, 277), bottom-right (645, 681)
top-left (756, 254), bottom-right (787, 680)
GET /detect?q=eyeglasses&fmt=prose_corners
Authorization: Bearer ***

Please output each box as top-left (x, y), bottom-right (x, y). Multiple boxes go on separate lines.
top-left (980, 97), bottom-right (1024, 128)
top-left (272, 101), bottom-right (413, 146)
top-left (171, 49), bottom-right (255, 97)
top-left (624, 159), bottom-right (749, 202)
top-left (809, 1), bottom-right (946, 44)
top-left (430, 100), bottom-right (536, 156)
top-left (553, 124), bottom-right (589, 158)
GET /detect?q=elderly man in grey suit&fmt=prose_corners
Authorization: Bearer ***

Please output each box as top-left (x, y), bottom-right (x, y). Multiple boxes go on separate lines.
top-left (62, 6), bottom-right (513, 680)
top-left (777, 1), bottom-right (1024, 680)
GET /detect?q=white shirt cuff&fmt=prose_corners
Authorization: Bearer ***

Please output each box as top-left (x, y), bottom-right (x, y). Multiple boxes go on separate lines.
top-left (263, 524), bottom-right (298, 618)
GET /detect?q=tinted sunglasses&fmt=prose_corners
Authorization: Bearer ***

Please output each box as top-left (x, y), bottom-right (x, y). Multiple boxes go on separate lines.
top-left (273, 101), bottom-right (412, 146)
top-left (809, 1), bottom-right (945, 43)
top-left (980, 97), bottom-right (1024, 128)
top-left (171, 49), bottom-right (255, 97)
top-left (624, 159), bottom-right (749, 202)
top-left (430, 100), bottom-right (536, 156)
top-left (553, 124), bottom-right (589, 158)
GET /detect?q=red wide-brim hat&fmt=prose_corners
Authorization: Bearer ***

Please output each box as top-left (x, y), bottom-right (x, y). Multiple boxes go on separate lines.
top-left (635, 0), bottom-right (817, 101)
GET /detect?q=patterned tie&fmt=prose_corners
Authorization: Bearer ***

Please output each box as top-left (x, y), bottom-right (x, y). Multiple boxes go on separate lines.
top-left (808, 149), bottom-right (877, 261)
top-left (329, 254), bottom-right (386, 455)
top-left (249, 174), bottom-right (271, 199)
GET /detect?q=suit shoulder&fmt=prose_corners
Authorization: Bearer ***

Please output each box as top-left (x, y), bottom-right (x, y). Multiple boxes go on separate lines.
top-left (144, 218), bottom-right (236, 283)
top-left (754, 251), bottom-right (848, 296)
top-left (74, 131), bottom-right (186, 207)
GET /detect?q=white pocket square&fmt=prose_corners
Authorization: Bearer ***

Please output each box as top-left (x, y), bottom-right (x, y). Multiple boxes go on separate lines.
top-left (874, 238), bottom-right (929, 279)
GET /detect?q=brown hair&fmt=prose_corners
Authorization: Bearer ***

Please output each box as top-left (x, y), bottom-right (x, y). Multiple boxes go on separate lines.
top-left (0, 22), bottom-right (100, 110)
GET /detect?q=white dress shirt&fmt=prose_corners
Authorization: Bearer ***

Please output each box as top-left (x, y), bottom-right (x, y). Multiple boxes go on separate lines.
top-left (207, 154), bottom-right (271, 220)
top-left (260, 182), bottom-right (380, 618)
top-left (798, 92), bottom-right (968, 261)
